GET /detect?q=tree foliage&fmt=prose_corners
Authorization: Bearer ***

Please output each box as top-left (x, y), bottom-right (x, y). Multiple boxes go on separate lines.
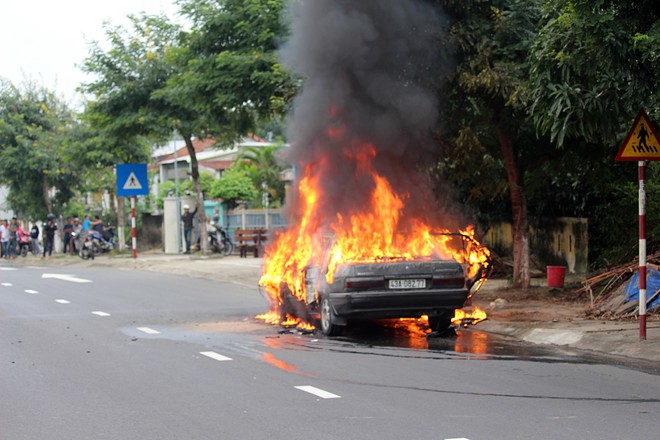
top-left (434, 0), bottom-right (544, 287)
top-left (81, 14), bottom-right (183, 149)
top-left (171, 0), bottom-right (295, 142)
top-left (236, 145), bottom-right (286, 205)
top-left (208, 165), bottom-right (258, 207)
top-left (0, 79), bottom-right (79, 218)
top-left (527, 0), bottom-right (659, 147)
top-left (435, 0), bottom-right (659, 275)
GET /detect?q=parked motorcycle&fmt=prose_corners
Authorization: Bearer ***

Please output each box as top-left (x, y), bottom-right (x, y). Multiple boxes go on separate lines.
top-left (208, 223), bottom-right (234, 256)
top-left (89, 226), bottom-right (116, 256)
top-left (72, 231), bottom-right (95, 260)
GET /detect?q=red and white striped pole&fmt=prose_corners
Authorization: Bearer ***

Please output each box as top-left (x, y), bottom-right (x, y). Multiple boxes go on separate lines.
top-left (639, 161), bottom-right (647, 340)
top-left (131, 196), bottom-right (137, 259)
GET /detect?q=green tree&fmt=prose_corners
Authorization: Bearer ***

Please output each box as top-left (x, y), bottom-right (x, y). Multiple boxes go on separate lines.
top-left (527, 0), bottom-right (659, 147)
top-left (525, 0), bottom-right (659, 267)
top-left (172, 0), bottom-right (295, 139)
top-left (236, 145), bottom-right (285, 206)
top-left (0, 79), bottom-right (79, 219)
top-left (208, 165), bottom-right (258, 208)
top-left (80, 13), bottom-right (216, 250)
top-left (436, 0), bottom-right (544, 288)
top-left (82, 4), bottom-right (294, 252)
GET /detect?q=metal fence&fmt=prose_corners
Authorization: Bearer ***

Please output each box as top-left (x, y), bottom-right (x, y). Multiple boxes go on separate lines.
top-left (224, 209), bottom-right (287, 240)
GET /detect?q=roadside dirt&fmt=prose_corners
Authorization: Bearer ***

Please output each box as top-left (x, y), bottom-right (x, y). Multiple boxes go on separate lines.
top-left (473, 281), bottom-right (598, 323)
top-left (473, 279), bottom-right (660, 324)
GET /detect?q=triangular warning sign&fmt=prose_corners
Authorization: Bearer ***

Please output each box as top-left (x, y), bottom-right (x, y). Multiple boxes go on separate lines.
top-left (123, 172), bottom-right (143, 190)
top-left (615, 108), bottom-right (660, 161)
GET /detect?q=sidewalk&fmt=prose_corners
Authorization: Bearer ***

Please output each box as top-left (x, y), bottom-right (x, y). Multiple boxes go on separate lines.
top-left (12, 251), bottom-right (660, 364)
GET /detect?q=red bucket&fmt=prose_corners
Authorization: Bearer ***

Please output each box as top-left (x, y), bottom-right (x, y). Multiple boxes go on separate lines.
top-left (547, 266), bottom-right (566, 288)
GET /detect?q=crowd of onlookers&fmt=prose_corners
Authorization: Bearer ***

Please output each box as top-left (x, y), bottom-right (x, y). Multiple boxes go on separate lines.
top-left (0, 213), bottom-right (109, 259)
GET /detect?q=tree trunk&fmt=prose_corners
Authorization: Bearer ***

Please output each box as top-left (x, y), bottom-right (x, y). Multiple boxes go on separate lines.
top-left (42, 175), bottom-right (52, 214)
top-left (183, 134), bottom-right (209, 254)
top-left (497, 127), bottom-right (530, 289)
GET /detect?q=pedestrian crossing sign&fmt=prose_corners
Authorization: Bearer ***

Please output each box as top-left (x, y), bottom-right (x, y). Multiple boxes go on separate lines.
top-left (116, 163), bottom-right (149, 196)
top-left (615, 108), bottom-right (660, 161)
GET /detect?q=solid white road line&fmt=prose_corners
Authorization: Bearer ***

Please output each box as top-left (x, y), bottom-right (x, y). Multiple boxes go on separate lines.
top-left (445, 438), bottom-right (471, 440)
top-left (200, 351), bottom-right (233, 362)
top-left (294, 386), bottom-right (341, 399)
top-left (0, 267), bottom-right (17, 271)
top-left (91, 311), bottom-right (111, 317)
top-left (137, 327), bottom-right (160, 335)
top-left (42, 273), bottom-right (92, 283)
top-left (55, 299), bottom-right (71, 304)
top-left (25, 289), bottom-right (39, 294)
top-left (2, 283), bottom-right (12, 286)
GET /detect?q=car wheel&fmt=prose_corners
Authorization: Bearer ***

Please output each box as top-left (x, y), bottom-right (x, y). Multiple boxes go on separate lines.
top-left (319, 296), bottom-right (342, 336)
top-left (427, 315), bottom-right (452, 332)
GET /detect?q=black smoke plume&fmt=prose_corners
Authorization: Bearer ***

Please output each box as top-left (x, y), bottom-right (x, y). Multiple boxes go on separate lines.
top-left (280, 0), bottom-right (455, 230)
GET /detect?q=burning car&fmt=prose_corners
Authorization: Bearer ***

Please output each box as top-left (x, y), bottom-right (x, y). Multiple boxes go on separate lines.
top-left (257, 142), bottom-right (492, 337)
top-left (255, 1), bottom-right (485, 337)
top-left (260, 212), bottom-right (492, 336)
top-left (303, 232), bottom-right (490, 335)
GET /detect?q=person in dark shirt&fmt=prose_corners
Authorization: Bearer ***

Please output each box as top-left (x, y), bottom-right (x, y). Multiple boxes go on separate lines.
top-left (30, 223), bottom-right (41, 255)
top-left (181, 204), bottom-right (198, 254)
top-left (91, 215), bottom-right (104, 233)
top-left (63, 217), bottom-right (73, 254)
top-left (43, 216), bottom-right (57, 258)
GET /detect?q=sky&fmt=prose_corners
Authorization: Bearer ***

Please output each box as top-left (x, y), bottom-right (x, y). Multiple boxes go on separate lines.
top-left (0, 0), bottom-right (180, 108)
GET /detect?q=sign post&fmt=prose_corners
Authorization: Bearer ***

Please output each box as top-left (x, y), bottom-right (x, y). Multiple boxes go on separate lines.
top-left (116, 164), bottom-right (149, 259)
top-left (615, 108), bottom-right (660, 340)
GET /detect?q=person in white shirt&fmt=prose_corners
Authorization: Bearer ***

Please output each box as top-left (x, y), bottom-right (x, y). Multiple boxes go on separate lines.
top-left (0, 219), bottom-right (9, 259)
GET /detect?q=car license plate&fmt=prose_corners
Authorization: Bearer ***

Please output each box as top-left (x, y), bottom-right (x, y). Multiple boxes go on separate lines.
top-left (389, 279), bottom-right (426, 289)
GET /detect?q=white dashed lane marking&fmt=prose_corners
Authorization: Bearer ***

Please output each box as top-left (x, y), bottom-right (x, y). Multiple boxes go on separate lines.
top-left (55, 299), bottom-right (70, 304)
top-left (25, 289), bottom-right (39, 294)
top-left (0, 268), bottom-right (17, 271)
top-left (42, 273), bottom-right (92, 283)
top-left (294, 386), bottom-right (341, 399)
top-left (2, 283), bottom-right (12, 286)
top-left (200, 351), bottom-right (233, 362)
top-left (137, 327), bottom-right (160, 335)
top-left (91, 311), bottom-right (111, 317)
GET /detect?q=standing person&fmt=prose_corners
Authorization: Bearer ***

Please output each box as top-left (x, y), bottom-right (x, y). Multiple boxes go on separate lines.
top-left (181, 204), bottom-right (198, 254)
top-left (82, 214), bottom-right (91, 232)
top-left (42, 215), bottom-right (57, 258)
top-left (71, 217), bottom-right (82, 254)
top-left (0, 219), bottom-right (8, 259)
top-left (30, 222), bottom-right (42, 255)
top-left (63, 217), bottom-right (73, 255)
top-left (7, 217), bottom-right (19, 258)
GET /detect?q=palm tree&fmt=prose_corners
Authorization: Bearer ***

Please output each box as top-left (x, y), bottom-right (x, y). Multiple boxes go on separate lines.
top-left (237, 145), bottom-right (286, 206)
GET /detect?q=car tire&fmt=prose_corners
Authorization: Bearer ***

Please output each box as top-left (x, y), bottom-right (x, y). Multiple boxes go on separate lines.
top-left (319, 296), bottom-right (342, 336)
top-left (427, 315), bottom-right (453, 332)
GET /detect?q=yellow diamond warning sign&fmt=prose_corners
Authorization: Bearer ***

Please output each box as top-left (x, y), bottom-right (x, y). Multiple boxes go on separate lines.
top-left (615, 108), bottom-right (660, 161)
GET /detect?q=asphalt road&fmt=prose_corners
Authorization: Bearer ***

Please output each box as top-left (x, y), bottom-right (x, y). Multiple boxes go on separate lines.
top-left (1, 265), bottom-right (659, 440)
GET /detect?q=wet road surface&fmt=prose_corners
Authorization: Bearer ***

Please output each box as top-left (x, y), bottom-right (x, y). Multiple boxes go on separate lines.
top-left (3, 265), bottom-right (659, 440)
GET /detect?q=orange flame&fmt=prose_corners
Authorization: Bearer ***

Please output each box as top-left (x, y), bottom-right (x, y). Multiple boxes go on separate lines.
top-left (257, 143), bottom-right (490, 329)
top-left (452, 307), bottom-right (488, 326)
